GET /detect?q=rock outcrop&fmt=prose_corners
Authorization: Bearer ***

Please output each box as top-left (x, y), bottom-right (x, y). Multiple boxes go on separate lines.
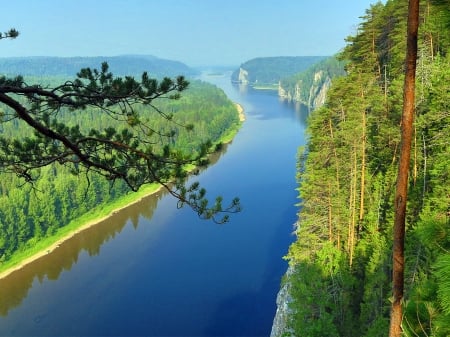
top-left (270, 266), bottom-right (294, 337)
top-left (278, 84), bottom-right (292, 101)
top-left (231, 56), bottom-right (328, 86)
top-left (237, 67), bottom-right (249, 85)
top-left (278, 70), bottom-right (332, 110)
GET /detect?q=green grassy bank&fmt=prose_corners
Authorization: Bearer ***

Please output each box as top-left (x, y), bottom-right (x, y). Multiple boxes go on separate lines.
top-left (0, 107), bottom-right (244, 279)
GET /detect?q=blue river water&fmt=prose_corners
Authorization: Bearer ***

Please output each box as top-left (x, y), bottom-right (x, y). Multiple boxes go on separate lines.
top-left (0, 70), bottom-right (308, 336)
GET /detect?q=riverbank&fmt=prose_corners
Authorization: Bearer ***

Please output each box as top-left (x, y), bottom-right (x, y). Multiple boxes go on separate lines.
top-left (0, 183), bottom-right (164, 281)
top-left (235, 102), bottom-right (245, 122)
top-left (0, 102), bottom-right (245, 281)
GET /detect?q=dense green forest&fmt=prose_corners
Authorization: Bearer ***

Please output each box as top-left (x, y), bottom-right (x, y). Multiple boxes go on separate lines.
top-left (230, 56), bottom-right (327, 87)
top-left (285, 0), bottom-right (450, 336)
top-left (0, 77), bottom-right (240, 264)
top-left (0, 55), bottom-right (197, 77)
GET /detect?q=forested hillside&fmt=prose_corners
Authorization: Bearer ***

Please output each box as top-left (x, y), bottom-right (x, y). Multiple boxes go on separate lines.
top-left (0, 55), bottom-right (197, 77)
top-left (0, 77), bottom-right (240, 265)
top-left (230, 56), bottom-right (327, 87)
top-left (285, 0), bottom-right (450, 336)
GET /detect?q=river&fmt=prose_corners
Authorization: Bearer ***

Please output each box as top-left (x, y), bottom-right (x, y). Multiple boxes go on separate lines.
top-left (0, 70), bottom-right (307, 336)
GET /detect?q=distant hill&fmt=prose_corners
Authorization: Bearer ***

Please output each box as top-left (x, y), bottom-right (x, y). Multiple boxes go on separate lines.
top-left (0, 55), bottom-right (198, 78)
top-left (231, 56), bottom-right (328, 87)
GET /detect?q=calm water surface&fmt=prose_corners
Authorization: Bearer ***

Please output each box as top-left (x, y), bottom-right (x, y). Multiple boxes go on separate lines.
top-left (0, 70), bottom-right (308, 336)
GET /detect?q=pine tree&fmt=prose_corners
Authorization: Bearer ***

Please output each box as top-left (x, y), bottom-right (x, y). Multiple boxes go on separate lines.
top-left (1, 33), bottom-right (240, 223)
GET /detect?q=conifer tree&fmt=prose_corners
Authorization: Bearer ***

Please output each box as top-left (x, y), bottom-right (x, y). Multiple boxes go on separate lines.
top-left (0, 29), bottom-right (240, 223)
top-left (389, 0), bottom-right (419, 335)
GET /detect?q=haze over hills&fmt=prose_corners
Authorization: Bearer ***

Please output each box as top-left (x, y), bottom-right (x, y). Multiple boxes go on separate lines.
top-left (231, 56), bottom-right (328, 86)
top-left (0, 55), bottom-right (198, 78)
top-left (0, 55), bottom-right (336, 85)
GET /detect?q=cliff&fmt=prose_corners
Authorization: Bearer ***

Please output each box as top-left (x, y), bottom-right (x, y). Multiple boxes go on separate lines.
top-left (270, 266), bottom-right (294, 337)
top-left (231, 56), bottom-right (327, 87)
top-left (278, 70), bottom-right (332, 109)
top-left (237, 67), bottom-right (249, 85)
top-left (278, 56), bottom-right (346, 109)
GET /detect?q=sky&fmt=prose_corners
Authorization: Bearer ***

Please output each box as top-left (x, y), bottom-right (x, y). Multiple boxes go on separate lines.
top-left (1, 0), bottom-right (382, 67)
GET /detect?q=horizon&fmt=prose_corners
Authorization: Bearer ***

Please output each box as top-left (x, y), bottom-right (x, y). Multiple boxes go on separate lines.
top-left (0, 53), bottom-right (334, 69)
top-left (1, 1), bottom-right (383, 67)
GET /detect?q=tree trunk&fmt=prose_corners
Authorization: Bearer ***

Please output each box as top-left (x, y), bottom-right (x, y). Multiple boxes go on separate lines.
top-left (359, 89), bottom-right (367, 228)
top-left (328, 118), bottom-right (341, 191)
top-left (426, 0), bottom-right (434, 60)
top-left (328, 182), bottom-right (333, 242)
top-left (349, 145), bottom-right (357, 267)
top-left (328, 117), bottom-right (341, 244)
top-left (413, 125), bottom-right (418, 185)
top-left (389, 0), bottom-right (420, 336)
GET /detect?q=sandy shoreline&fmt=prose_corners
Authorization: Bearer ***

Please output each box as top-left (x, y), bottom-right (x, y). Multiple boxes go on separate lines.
top-left (0, 185), bottom-right (164, 281)
top-left (0, 102), bottom-right (245, 282)
top-left (235, 102), bottom-right (245, 122)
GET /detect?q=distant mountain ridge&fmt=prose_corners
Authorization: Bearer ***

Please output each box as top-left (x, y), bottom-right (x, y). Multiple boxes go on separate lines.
top-left (0, 55), bottom-right (198, 78)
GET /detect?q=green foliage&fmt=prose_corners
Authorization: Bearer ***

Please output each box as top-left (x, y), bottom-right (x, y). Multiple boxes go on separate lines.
top-left (288, 261), bottom-right (340, 337)
top-left (0, 69), bottom-right (241, 264)
top-left (0, 28), bottom-right (19, 40)
top-left (284, 1), bottom-right (450, 335)
top-left (435, 255), bottom-right (450, 316)
top-left (230, 56), bottom-right (327, 86)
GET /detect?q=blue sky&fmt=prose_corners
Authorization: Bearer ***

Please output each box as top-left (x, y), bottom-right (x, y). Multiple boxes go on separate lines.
top-left (1, 1), bottom-right (382, 66)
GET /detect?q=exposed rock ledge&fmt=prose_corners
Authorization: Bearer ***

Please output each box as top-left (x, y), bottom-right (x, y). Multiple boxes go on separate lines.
top-left (278, 70), bottom-right (332, 110)
top-left (237, 67), bottom-right (249, 84)
top-left (270, 265), bottom-right (294, 337)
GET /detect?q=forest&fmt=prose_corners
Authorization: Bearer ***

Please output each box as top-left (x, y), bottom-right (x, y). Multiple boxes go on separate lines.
top-left (230, 56), bottom-right (327, 87)
top-left (285, 0), bottom-right (450, 336)
top-left (0, 76), bottom-right (240, 266)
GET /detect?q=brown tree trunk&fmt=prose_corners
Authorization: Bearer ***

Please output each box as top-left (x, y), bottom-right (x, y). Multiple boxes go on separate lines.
top-left (328, 118), bottom-right (341, 191)
top-left (426, 0), bottom-right (434, 60)
top-left (359, 89), bottom-right (366, 227)
top-left (389, 0), bottom-right (420, 336)
top-left (328, 117), bottom-right (341, 244)
top-left (328, 182), bottom-right (333, 242)
top-left (349, 145), bottom-right (357, 267)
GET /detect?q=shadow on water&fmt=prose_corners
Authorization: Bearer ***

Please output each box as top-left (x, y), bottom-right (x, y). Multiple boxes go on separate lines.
top-left (203, 200), bottom-right (298, 336)
top-left (0, 191), bottom-right (163, 317)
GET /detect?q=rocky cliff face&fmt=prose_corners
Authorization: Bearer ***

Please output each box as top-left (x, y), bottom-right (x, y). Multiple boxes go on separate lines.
top-left (308, 71), bottom-right (332, 109)
top-left (278, 84), bottom-right (292, 101)
top-left (270, 266), bottom-right (294, 337)
top-left (231, 56), bottom-right (328, 85)
top-left (237, 67), bottom-right (249, 84)
top-left (278, 70), bottom-right (332, 110)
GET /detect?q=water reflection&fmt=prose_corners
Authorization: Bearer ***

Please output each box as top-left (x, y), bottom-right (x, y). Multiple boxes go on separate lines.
top-left (0, 143), bottom-right (230, 317)
top-left (282, 99), bottom-right (310, 125)
top-left (237, 83), bottom-right (249, 95)
top-left (0, 192), bottom-right (163, 317)
top-left (233, 84), bottom-right (309, 125)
